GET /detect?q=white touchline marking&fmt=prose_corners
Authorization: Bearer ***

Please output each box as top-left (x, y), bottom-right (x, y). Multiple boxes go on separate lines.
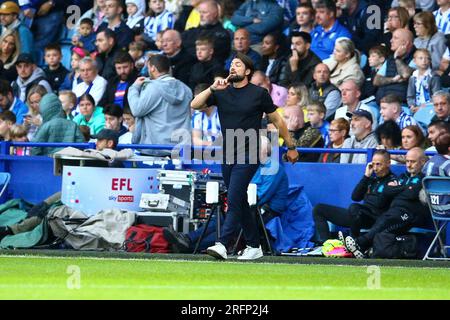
top-left (0, 284), bottom-right (447, 292)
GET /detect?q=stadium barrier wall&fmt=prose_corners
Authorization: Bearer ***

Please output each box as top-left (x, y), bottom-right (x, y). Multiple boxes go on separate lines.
top-left (2, 142), bottom-right (446, 251)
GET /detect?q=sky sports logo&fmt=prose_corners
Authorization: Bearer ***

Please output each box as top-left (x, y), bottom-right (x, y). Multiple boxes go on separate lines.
top-left (109, 195), bottom-right (134, 203)
top-left (118, 195), bottom-right (134, 203)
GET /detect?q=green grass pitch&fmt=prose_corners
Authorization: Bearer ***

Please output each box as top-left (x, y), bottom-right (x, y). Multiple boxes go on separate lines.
top-left (0, 255), bottom-right (449, 300)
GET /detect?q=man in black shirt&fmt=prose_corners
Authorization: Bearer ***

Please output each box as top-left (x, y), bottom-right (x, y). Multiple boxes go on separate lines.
top-left (191, 53), bottom-right (298, 260)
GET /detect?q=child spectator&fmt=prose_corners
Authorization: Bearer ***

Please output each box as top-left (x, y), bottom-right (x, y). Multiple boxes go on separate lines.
top-left (122, 106), bottom-right (135, 131)
top-left (191, 83), bottom-right (221, 147)
top-left (43, 44), bottom-right (69, 94)
top-left (142, 0), bottom-right (175, 49)
top-left (72, 18), bottom-right (97, 53)
top-left (0, 110), bottom-right (16, 141)
top-left (188, 36), bottom-right (223, 91)
top-left (121, 106), bottom-right (135, 144)
top-left (129, 41), bottom-right (147, 72)
top-left (59, 91), bottom-right (77, 120)
top-left (289, 3), bottom-right (315, 35)
top-left (407, 49), bottom-right (441, 113)
top-left (307, 102), bottom-right (330, 147)
top-left (9, 124), bottom-right (30, 156)
top-left (154, 30), bottom-right (164, 51)
top-left (125, 0), bottom-right (146, 36)
top-left (362, 45), bottom-right (389, 99)
top-left (59, 47), bottom-right (89, 91)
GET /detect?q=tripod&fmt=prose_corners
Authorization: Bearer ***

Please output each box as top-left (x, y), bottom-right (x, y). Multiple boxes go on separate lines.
top-left (193, 181), bottom-right (224, 254)
top-left (192, 204), bottom-right (222, 254)
top-left (231, 205), bottom-right (274, 256)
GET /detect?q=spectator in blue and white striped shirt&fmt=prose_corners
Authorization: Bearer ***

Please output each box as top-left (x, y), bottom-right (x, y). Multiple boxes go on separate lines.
top-left (380, 94), bottom-right (418, 130)
top-left (434, 0), bottom-right (450, 35)
top-left (423, 132), bottom-right (450, 177)
top-left (142, 0), bottom-right (175, 49)
top-left (191, 83), bottom-right (221, 147)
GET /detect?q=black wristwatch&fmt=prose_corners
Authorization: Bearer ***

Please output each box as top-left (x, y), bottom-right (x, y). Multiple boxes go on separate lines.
top-left (287, 145), bottom-right (296, 150)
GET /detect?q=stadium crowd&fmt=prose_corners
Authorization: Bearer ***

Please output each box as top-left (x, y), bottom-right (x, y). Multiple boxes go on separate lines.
top-left (0, 0), bottom-right (449, 258)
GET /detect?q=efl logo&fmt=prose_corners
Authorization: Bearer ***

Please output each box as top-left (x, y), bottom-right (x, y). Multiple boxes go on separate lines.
top-left (117, 195), bottom-right (134, 203)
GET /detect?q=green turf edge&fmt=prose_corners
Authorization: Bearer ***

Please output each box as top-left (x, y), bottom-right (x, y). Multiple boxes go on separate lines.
top-left (0, 249), bottom-right (449, 268)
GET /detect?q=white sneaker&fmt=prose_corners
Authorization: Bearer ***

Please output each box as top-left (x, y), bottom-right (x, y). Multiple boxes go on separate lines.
top-left (206, 242), bottom-right (227, 260)
top-left (237, 245), bottom-right (263, 260)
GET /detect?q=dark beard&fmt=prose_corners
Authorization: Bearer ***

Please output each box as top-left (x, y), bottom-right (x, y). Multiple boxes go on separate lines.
top-left (228, 74), bottom-right (245, 83)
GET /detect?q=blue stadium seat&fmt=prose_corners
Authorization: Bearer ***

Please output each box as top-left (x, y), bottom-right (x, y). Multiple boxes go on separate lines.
top-left (414, 105), bottom-right (435, 129)
top-left (59, 26), bottom-right (76, 71)
top-left (422, 176), bottom-right (450, 260)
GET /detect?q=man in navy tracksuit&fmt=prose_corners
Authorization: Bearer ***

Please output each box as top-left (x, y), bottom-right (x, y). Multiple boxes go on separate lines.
top-left (345, 147), bottom-right (429, 258)
top-left (313, 149), bottom-right (398, 244)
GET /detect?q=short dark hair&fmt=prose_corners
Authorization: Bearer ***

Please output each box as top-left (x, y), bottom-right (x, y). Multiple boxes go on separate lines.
top-left (428, 120), bottom-right (450, 133)
top-left (369, 45), bottom-right (389, 59)
top-left (315, 0), bottom-right (337, 13)
top-left (380, 94), bottom-right (402, 106)
top-left (44, 43), bottom-right (62, 54)
top-left (97, 28), bottom-right (117, 43)
top-left (78, 93), bottom-right (96, 106)
top-left (0, 110), bottom-right (16, 123)
top-left (234, 52), bottom-right (255, 80)
top-left (194, 83), bottom-right (210, 95)
top-left (375, 120), bottom-right (402, 147)
top-left (79, 18), bottom-right (94, 28)
top-left (0, 80), bottom-right (13, 96)
top-left (103, 104), bottom-right (123, 118)
top-left (148, 54), bottom-right (171, 73)
top-left (114, 52), bottom-right (134, 65)
top-left (373, 149), bottom-right (391, 162)
top-left (435, 133), bottom-right (450, 155)
top-left (265, 32), bottom-right (285, 47)
top-left (291, 31), bottom-right (312, 44)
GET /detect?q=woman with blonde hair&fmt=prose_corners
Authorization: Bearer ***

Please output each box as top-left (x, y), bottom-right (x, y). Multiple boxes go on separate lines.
top-left (0, 30), bottom-right (20, 82)
top-left (324, 38), bottom-right (365, 88)
top-left (268, 83), bottom-right (310, 146)
top-left (282, 83), bottom-right (311, 130)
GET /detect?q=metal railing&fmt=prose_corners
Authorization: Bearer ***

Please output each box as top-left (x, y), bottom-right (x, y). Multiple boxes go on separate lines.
top-left (1, 142), bottom-right (437, 164)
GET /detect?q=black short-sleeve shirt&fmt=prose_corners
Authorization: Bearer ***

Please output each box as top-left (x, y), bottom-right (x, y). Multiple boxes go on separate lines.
top-left (207, 83), bottom-right (277, 163)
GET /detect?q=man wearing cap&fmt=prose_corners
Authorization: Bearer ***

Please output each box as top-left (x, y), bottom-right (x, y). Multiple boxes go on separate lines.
top-left (11, 53), bottom-right (52, 103)
top-left (340, 109), bottom-right (378, 164)
top-left (0, 1), bottom-right (34, 55)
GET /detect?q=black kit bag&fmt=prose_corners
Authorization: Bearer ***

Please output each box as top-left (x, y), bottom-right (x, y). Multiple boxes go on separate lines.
top-left (372, 232), bottom-right (418, 259)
